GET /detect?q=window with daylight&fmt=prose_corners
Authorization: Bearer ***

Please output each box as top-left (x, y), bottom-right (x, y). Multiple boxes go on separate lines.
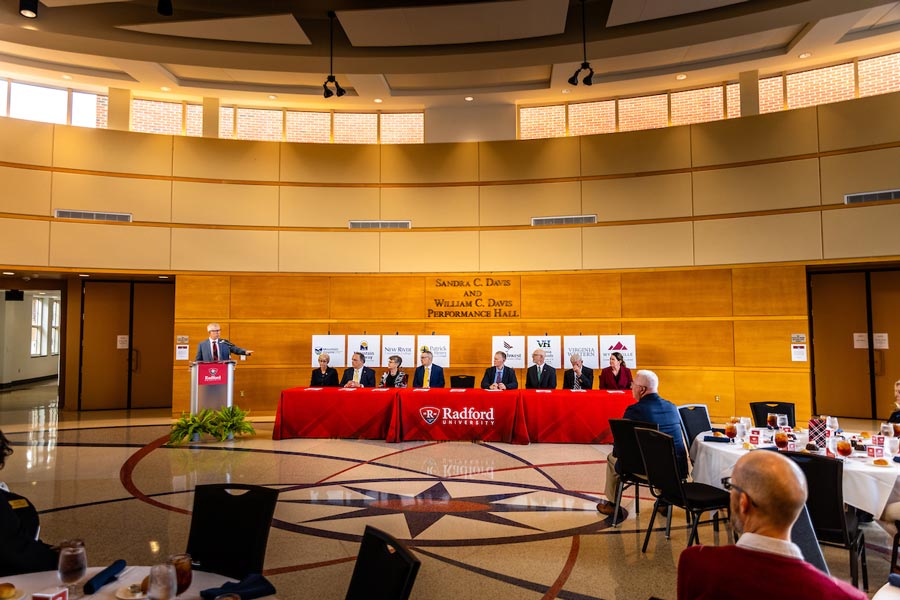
top-left (286, 110), bottom-right (331, 143)
top-left (380, 113), bottom-right (424, 144)
top-left (519, 105), bottom-right (565, 139)
top-left (71, 92), bottom-right (99, 128)
top-left (618, 94), bottom-right (667, 132)
top-left (786, 62), bottom-right (855, 109)
top-left (30, 297), bottom-right (48, 357)
top-left (858, 52), bottom-right (900, 98)
top-left (10, 82), bottom-right (67, 124)
top-left (131, 99), bottom-right (183, 135)
top-left (333, 112), bottom-right (377, 144)
top-left (568, 100), bottom-right (616, 136)
top-left (670, 86), bottom-right (724, 126)
top-left (51, 299), bottom-right (61, 355)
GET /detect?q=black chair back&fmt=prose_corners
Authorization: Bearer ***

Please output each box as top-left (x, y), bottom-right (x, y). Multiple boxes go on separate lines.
top-left (783, 452), bottom-right (849, 541)
top-left (186, 483), bottom-right (280, 579)
top-left (450, 375), bottom-right (475, 388)
top-left (791, 504), bottom-right (829, 574)
top-left (678, 404), bottom-right (712, 448)
top-left (634, 428), bottom-right (686, 506)
top-left (609, 419), bottom-right (658, 477)
top-left (749, 402), bottom-right (796, 428)
top-left (346, 526), bottom-right (421, 600)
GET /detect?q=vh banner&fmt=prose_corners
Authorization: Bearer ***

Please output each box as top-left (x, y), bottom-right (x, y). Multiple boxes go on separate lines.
top-left (492, 335), bottom-right (525, 368)
top-left (348, 334), bottom-right (381, 368)
top-left (527, 335), bottom-right (561, 369)
top-left (417, 335), bottom-right (451, 366)
top-left (563, 335), bottom-right (599, 369)
top-left (382, 335), bottom-right (416, 367)
top-left (600, 335), bottom-right (637, 369)
top-left (311, 335), bottom-right (346, 367)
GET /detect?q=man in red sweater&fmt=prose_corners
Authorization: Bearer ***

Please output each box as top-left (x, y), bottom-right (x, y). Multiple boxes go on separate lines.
top-left (677, 450), bottom-right (866, 600)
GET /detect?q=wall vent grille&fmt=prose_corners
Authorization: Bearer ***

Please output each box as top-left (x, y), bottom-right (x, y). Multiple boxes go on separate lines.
top-left (845, 189), bottom-right (900, 204)
top-left (349, 220), bottom-right (411, 230)
top-left (55, 209), bottom-right (133, 222)
top-left (532, 215), bottom-right (597, 226)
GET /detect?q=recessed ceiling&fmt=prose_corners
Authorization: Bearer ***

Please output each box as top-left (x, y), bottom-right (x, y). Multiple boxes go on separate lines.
top-left (119, 14), bottom-right (311, 46)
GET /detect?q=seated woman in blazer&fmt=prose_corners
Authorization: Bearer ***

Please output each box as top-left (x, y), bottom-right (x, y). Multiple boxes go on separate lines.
top-left (310, 353), bottom-right (339, 387)
top-left (379, 355), bottom-right (408, 388)
top-left (598, 352), bottom-right (633, 390)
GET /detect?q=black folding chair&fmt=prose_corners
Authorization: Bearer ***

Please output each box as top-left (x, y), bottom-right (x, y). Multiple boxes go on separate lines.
top-left (784, 452), bottom-right (868, 590)
top-left (678, 404), bottom-right (713, 451)
top-left (749, 402), bottom-right (796, 428)
top-left (607, 419), bottom-right (658, 526)
top-left (791, 504), bottom-right (829, 574)
top-left (450, 375), bottom-right (475, 388)
top-left (634, 428), bottom-right (730, 552)
top-left (186, 483), bottom-right (280, 579)
top-left (346, 526), bottom-right (421, 600)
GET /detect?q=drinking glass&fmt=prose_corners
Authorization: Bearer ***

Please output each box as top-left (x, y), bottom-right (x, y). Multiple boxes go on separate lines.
top-left (776, 414), bottom-right (789, 429)
top-left (836, 439), bottom-right (853, 458)
top-left (736, 422), bottom-right (747, 442)
top-left (826, 416), bottom-right (840, 431)
top-left (882, 423), bottom-right (894, 438)
top-left (724, 422), bottom-right (738, 443)
top-left (739, 417), bottom-right (752, 429)
top-left (57, 539), bottom-right (87, 599)
top-left (148, 563), bottom-right (177, 600)
top-left (766, 413), bottom-right (778, 429)
top-left (893, 423), bottom-right (900, 438)
top-left (774, 431), bottom-right (789, 450)
top-left (888, 437), bottom-right (900, 456)
top-left (167, 553), bottom-right (192, 596)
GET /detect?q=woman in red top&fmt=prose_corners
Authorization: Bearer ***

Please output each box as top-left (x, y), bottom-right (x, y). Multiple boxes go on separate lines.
top-left (599, 352), bottom-right (633, 390)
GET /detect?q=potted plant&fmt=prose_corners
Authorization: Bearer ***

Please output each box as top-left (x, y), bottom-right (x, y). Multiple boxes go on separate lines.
top-left (214, 405), bottom-right (255, 441)
top-left (169, 409), bottom-right (217, 444)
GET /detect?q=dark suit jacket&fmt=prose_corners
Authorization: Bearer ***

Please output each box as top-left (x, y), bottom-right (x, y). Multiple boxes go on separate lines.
top-left (0, 488), bottom-right (59, 576)
top-left (340, 366), bottom-right (376, 388)
top-left (623, 392), bottom-right (688, 477)
top-left (563, 366), bottom-right (594, 389)
top-left (310, 366), bottom-right (339, 387)
top-left (195, 339), bottom-right (249, 362)
top-left (480, 366), bottom-right (518, 389)
top-left (526, 364), bottom-right (557, 389)
top-left (412, 364), bottom-right (445, 388)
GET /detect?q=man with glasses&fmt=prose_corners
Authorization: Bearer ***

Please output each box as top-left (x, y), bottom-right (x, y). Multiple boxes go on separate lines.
top-left (677, 451), bottom-right (865, 599)
top-left (413, 350), bottom-right (445, 388)
top-left (597, 369), bottom-right (685, 518)
top-left (194, 323), bottom-right (253, 362)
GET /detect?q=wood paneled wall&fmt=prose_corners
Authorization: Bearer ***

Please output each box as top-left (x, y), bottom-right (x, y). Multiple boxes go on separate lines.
top-left (172, 265), bottom-right (810, 422)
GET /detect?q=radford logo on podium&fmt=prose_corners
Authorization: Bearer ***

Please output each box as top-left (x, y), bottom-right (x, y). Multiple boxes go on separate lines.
top-left (198, 363), bottom-right (226, 386)
top-left (419, 406), bottom-right (495, 426)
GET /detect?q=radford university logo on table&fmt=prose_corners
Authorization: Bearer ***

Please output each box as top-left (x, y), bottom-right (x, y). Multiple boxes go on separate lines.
top-left (419, 406), bottom-right (496, 426)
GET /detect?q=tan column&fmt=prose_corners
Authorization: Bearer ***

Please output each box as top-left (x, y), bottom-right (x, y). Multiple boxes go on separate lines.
top-left (739, 70), bottom-right (760, 117)
top-left (202, 97), bottom-right (219, 138)
top-left (107, 88), bottom-right (131, 131)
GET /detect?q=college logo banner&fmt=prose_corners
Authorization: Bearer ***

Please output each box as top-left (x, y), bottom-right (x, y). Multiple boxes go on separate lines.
top-left (348, 334), bottom-right (380, 368)
top-left (600, 335), bottom-right (637, 369)
top-left (311, 334), bottom-right (346, 367)
top-left (382, 335), bottom-right (416, 367)
top-left (492, 336), bottom-right (525, 368)
top-left (563, 335), bottom-right (599, 369)
top-left (417, 334), bottom-right (451, 366)
top-left (527, 335), bottom-right (561, 369)
top-left (198, 363), bottom-right (226, 386)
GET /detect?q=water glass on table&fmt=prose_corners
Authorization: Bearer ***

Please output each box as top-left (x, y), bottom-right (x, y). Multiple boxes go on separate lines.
top-left (167, 553), bottom-right (192, 595)
top-left (148, 563), bottom-right (178, 600)
top-left (57, 539), bottom-right (87, 599)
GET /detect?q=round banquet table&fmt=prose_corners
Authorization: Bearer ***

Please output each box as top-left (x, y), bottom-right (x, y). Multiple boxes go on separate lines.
top-left (873, 582), bottom-right (900, 599)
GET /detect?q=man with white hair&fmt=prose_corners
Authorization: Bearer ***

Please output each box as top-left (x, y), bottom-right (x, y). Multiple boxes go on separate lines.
top-left (597, 369), bottom-right (686, 518)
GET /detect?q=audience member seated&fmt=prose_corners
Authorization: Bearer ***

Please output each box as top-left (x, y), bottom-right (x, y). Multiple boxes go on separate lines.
top-left (379, 355), bottom-right (408, 388)
top-left (563, 353), bottom-right (593, 390)
top-left (525, 348), bottom-right (557, 389)
top-left (481, 351), bottom-right (518, 390)
top-left (888, 378), bottom-right (900, 423)
top-left (310, 352), bottom-right (339, 387)
top-left (0, 430), bottom-right (60, 576)
top-left (412, 350), bottom-right (445, 388)
top-left (598, 352), bottom-right (633, 390)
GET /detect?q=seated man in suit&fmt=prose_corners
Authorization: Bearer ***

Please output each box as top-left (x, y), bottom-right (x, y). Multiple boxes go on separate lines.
top-left (526, 348), bottom-right (557, 389)
top-left (412, 350), bottom-right (445, 388)
top-left (481, 351), bottom-right (518, 390)
top-left (598, 369), bottom-right (685, 518)
top-left (563, 353), bottom-right (593, 389)
top-left (340, 352), bottom-right (376, 388)
top-left (194, 323), bottom-right (253, 361)
top-left (677, 451), bottom-right (866, 599)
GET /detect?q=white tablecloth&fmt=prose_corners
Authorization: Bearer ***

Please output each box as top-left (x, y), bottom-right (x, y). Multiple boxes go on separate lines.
top-left (690, 433), bottom-right (900, 517)
top-left (873, 582), bottom-right (900, 600)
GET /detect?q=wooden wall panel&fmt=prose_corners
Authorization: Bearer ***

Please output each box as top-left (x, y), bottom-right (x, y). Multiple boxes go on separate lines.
top-left (381, 186), bottom-right (479, 228)
top-left (655, 368), bottom-right (735, 420)
top-left (228, 322), bottom-right (323, 366)
top-left (171, 229), bottom-right (277, 272)
top-left (580, 126), bottom-right (691, 176)
top-left (817, 91), bottom-right (900, 151)
top-left (228, 368), bottom-right (305, 414)
top-left (692, 159), bottom-right (821, 215)
top-left (480, 229), bottom-right (582, 271)
top-left (583, 222), bottom-right (694, 269)
top-left (174, 275), bottom-right (231, 320)
top-left (281, 143), bottom-right (380, 184)
top-left (622, 270), bottom-right (732, 317)
top-left (0, 167), bottom-right (50, 216)
top-left (478, 137), bottom-right (580, 181)
top-left (279, 231), bottom-right (380, 272)
top-left (691, 108), bottom-right (818, 167)
top-left (230, 276), bottom-right (331, 319)
top-left (280, 186), bottom-right (379, 227)
top-left (173, 182), bottom-right (278, 226)
top-left (734, 320), bottom-right (809, 368)
top-left (583, 173), bottom-right (692, 222)
top-left (173, 137), bottom-right (278, 181)
top-left (735, 371), bottom-right (812, 423)
top-left (380, 231), bottom-right (480, 272)
top-left (480, 181), bottom-right (581, 226)
top-left (521, 273), bottom-right (622, 319)
top-left (822, 203), bottom-right (900, 259)
top-left (0, 218), bottom-right (50, 266)
top-left (49, 222), bottom-right (170, 269)
top-left (694, 212), bottom-right (823, 265)
top-left (52, 172), bottom-right (172, 222)
top-left (0, 118), bottom-right (53, 165)
top-left (732, 266), bottom-right (807, 316)
top-left (622, 321), bottom-right (735, 367)
top-left (380, 142), bottom-right (478, 183)
top-left (54, 127), bottom-right (173, 176)
top-left (819, 147), bottom-right (900, 205)
top-left (330, 276), bottom-right (425, 319)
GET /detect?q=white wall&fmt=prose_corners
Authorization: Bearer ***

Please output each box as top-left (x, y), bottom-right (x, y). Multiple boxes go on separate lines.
top-left (0, 292), bottom-right (60, 385)
top-left (425, 104), bottom-right (516, 143)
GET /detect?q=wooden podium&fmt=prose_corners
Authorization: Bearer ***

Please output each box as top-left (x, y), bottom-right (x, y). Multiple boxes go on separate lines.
top-left (190, 360), bottom-right (235, 414)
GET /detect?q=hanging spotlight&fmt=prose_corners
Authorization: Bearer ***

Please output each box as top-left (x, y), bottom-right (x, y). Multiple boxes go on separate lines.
top-left (568, 0), bottom-right (594, 87)
top-left (19, 0), bottom-right (38, 19)
top-left (157, 0), bottom-right (173, 17)
top-left (322, 11), bottom-right (346, 99)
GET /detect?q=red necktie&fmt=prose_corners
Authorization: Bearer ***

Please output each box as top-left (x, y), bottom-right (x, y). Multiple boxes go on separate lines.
top-left (212, 341), bottom-right (219, 361)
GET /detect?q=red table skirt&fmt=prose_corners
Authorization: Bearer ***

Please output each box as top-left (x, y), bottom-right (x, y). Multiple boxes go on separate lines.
top-left (272, 387), bottom-right (397, 440)
top-left (520, 389), bottom-right (632, 444)
top-left (386, 388), bottom-right (530, 444)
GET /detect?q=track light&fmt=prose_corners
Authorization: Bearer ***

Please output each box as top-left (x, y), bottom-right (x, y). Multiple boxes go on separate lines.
top-left (323, 11), bottom-right (346, 99)
top-left (157, 0), bottom-right (173, 16)
top-left (19, 0), bottom-right (38, 19)
top-left (568, 0), bottom-right (595, 87)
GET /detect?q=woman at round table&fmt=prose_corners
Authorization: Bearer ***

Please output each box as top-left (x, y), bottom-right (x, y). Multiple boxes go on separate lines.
top-left (379, 355), bottom-right (408, 388)
top-left (310, 353), bottom-right (339, 387)
top-left (598, 352), bottom-right (633, 390)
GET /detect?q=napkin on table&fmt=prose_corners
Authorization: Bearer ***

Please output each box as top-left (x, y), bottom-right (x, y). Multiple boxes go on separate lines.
top-left (200, 573), bottom-right (276, 600)
top-left (889, 573), bottom-right (900, 587)
top-left (703, 436), bottom-right (731, 443)
top-left (83, 559), bottom-right (127, 594)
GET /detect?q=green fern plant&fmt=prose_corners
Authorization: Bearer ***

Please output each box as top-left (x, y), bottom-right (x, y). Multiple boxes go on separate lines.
top-left (168, 409), bottom-right (217, 445)
top-left (214, 405), bottom-right (255, 441)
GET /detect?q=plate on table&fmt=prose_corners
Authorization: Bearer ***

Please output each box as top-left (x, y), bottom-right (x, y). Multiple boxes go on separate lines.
top-left (115, 585), bottom-right (147, 600)
top-left (872, 459), bottom-right (893, 468)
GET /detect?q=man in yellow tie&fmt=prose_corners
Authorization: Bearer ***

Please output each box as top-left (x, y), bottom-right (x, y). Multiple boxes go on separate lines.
top-left (413, 350), bottom-right (445, 388)
top-left (341, 352), bottom-right (375, 388)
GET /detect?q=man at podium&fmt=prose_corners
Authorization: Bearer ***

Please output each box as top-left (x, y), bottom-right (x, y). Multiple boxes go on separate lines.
top-left (195, 323), bottom-right (254, 361)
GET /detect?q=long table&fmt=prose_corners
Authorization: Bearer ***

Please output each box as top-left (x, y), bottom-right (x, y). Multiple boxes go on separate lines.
top-left (272, 387), bottom-right (397, 440)
top-left (521, 389), bottom-right (631, 444)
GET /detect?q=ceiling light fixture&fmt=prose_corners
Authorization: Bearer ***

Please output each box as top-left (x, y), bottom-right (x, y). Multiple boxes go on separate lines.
top-left (567, 0), bottom-right (594, 87)
top-left (464, 96), bottom-right (474, 102)
top-left (19, 0), bottom-right (38, 19)
top-left (79, 274), bottom-right (90, 278)
top-left (267, 94), bottom-right (277, 100)
top-left (62, 75), bottom-right (72, 80)
top-left (157, 0), bottom-right (173, 17)
top-left (798, 52), bottom-right (812, 59)
top-left (323, 11), bottom-right (346, 99)
top-left (676, 73), bottom-right (687, 80)
top-left (2, 272), bottom-right (14, 276)
top-left (373, 98), bottom-right (383, 103)
top-left (160, 86), bottom-right (171, 92)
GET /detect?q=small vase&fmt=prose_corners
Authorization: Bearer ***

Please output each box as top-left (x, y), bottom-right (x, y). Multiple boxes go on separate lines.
top-left (190, 433), bottom-right (201, 442)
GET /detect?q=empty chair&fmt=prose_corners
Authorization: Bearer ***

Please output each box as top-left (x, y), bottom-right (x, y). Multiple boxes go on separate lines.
top-left (186, 483), bottom-right (280, 579)
top-left (678, 404), bottom-right (713, 450)
top-left (346, 526), bottom-right (421, 600)
top-left (784, 452), bottom-right (867, 590)
top-left (749, 402), bottom-right (796, 428)
top-left (450, 375), bottom-right (475, 389)
top-left (607, 419), bottom-right (659, 526)
top-left (634, 428), bottom-right (730, 552)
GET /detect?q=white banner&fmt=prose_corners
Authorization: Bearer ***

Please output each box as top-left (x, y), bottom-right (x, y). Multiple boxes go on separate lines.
top-left (348, 334), bottom-right (380, 369)
top-left (312, 335), bottom-right (346, 368)
top-left (382, 335), bottom-right (416, 368)
top-left (527, 335), bottom-right (561, 369)
top-left (492, 335), bottom-right (526, 368)
top-left (600, 335), bottom-right (637, 370)
top-left (563, 335), bottom-right (599, 370)
top-left (417, 335), bottom-right (451, 367)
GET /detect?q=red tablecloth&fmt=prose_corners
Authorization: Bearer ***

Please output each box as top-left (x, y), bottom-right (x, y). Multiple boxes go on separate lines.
top-left (521, 389), bottom-right (632, 443)
top-left (387, 388), bottom-right (530, 444)
top-left (272, 387), bottom-right (398, 440)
